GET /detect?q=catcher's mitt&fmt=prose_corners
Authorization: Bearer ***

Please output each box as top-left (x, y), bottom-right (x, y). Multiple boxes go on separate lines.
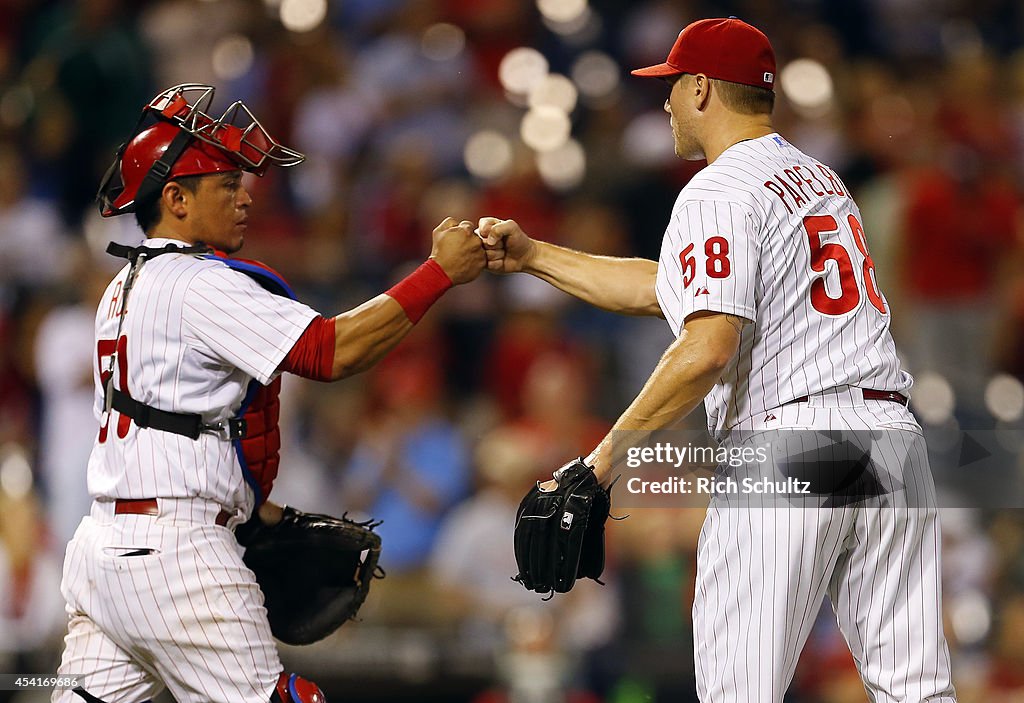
top-left (513, 458), bottom-right (613, 596)
top-left (237, 506), bottom-right (382, 645)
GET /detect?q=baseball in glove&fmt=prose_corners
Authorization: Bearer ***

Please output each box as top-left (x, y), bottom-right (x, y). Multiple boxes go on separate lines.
top-left (236, 506), bottom-right (383, 645)
top-left (512, 458), bottom-right (615, 596)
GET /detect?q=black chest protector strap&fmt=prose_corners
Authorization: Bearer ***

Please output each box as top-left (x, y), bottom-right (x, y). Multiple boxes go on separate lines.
top-left (103, 241), bottom-right (248, 441)
top-left (106, 240), bottom-right (210, 263)
top-left (109, 389), bottom-right (247, 440)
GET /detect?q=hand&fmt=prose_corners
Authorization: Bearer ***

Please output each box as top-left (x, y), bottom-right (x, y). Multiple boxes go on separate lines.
top-left (257, 501), bottom-right (284, 525)
top-left (539, 455), bottom-right (593, 492)
top-left (478, 217), bottom-right (537, 274)
top-left (430, 217), bottom-right (486, 285)
top-left (540, 452), bottom-right (611, 491)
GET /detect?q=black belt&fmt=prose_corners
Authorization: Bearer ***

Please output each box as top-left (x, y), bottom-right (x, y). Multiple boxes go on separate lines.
top-left (785, 389), bottom-right (908, 406)
top-left (111, 389), bottom-right (247, 440)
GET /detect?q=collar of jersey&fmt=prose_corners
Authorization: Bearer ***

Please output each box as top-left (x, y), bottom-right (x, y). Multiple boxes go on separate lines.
top-left (140, 236), bottom-right (198, 249)
top-left (723, 131), bottom-right (782, 153)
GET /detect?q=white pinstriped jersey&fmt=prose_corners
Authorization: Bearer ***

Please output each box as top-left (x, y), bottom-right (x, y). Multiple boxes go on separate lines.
top-left (89, 238), bottom-right (317, 515)
top-left (655, 133), bottom-right (911, 436)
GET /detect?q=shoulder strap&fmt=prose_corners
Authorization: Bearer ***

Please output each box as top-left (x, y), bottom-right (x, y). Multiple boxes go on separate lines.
top-left (107, 241), bottom-right (211, 263)
top-left (101, 241), bottom-right (209, 420)
top-left (200, 253), bottom-right (297, 300)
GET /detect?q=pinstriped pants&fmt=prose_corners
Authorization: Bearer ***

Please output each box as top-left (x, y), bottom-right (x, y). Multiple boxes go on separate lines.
top-left (693, 399), bottom-right (957, 702)
top-left (52, 501), bottom-right (280, 703)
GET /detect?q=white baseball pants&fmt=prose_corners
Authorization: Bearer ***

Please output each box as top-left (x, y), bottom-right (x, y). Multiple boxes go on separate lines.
top-left (693, 395), bottom-right (957, 702)
top-left (52, 499), bottom-right (280, 703)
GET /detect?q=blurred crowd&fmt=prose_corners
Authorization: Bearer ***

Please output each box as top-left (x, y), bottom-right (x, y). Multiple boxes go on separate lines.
top-left (1, 0), bottom-right (1024, 701)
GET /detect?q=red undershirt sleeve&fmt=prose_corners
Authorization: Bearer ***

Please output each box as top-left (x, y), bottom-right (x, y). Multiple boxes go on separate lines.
top-left (279, 316), bottom-right (336, 381)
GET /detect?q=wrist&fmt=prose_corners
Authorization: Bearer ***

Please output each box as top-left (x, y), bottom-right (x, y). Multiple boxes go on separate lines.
top-left (427, 254), bottom-right (455, 283)
top-left (521, 240), bottom-right (542, 275)
top-left (584, 445), bottom-right (613, 485)
top-left (386, 259), bottom-right (453, 323)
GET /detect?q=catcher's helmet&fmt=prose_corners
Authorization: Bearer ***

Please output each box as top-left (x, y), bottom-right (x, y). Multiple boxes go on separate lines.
top-left (98, 84), bottom-right (305, 217)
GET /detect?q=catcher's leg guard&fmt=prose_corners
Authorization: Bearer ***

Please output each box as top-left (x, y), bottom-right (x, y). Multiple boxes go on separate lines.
top-left (271, 673), bottom-right (326, 703)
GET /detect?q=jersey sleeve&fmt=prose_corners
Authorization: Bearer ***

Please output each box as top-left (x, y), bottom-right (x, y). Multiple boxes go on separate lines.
top-left (182, 266), bottom-right (319, 385)
top-left (656, 198), bottom-right (759, 331)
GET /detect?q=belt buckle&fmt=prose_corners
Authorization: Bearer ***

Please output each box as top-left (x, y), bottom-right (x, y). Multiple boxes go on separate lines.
top-left (202, 417), bottom-right (247, 441)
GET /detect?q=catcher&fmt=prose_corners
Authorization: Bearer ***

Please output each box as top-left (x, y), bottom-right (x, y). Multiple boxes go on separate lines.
top-left (53, 84), bottom-right (485, 703)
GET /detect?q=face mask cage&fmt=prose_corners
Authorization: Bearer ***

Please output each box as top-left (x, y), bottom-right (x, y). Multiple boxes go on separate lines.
top-left (97, 84), bottom-right (305, 216)
top-left (149, 84), bottom-right (305, 175)
top-left (149, 84), bottom-right (303, 176)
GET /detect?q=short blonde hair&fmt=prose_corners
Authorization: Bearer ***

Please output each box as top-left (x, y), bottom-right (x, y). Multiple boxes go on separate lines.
top-left (711, 78), bottom-right (775, 115)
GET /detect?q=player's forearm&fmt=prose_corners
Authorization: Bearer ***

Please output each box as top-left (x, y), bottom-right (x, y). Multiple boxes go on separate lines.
top-left (588, 315), bottom-right (741, 482)
top-left (331, 295), bottom-right (414, 379)
top-left (331, 258), bottom-right (454, 379)
top-left (525, 240), bottom-right (662, 316)
top-left (601, 332), bottom-right (721, 439)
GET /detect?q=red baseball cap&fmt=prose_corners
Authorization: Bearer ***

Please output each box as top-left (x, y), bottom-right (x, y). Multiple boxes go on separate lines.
top-left (631, 17), bottom-right (776, 91)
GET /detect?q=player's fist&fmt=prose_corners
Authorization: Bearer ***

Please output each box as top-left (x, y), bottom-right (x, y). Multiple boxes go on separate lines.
top-left (477, 217), bottom-right (536, 274)
top-left (430, 217), bottom-right (485, 285)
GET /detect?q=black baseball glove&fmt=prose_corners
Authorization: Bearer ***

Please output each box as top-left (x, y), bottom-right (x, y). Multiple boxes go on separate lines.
top-left (237, 506), bottom-right (383, 645)
top-left (513, 458), bottom-right (613, 596)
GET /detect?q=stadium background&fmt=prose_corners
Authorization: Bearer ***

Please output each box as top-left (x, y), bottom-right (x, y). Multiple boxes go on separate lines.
top-left (1, 0), bottom-right (1023, 701)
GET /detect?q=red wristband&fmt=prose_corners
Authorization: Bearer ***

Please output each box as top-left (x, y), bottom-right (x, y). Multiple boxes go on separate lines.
top-left (385, 259), bottom-right (453, 323)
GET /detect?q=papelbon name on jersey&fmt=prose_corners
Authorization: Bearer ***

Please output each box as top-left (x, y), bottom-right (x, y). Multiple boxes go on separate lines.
top-left (761, 159), bottom-right (850, 215)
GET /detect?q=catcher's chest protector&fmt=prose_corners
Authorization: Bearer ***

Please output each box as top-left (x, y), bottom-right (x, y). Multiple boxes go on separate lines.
top-left (204, 255), bottom-right (295, 508)
top-left (103, 244), bottom-right (293, 511)
top-left (236, 376), bottom-right (282, 506)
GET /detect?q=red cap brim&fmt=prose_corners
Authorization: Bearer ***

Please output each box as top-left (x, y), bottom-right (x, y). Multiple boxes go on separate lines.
top-left (630, 62), bottom-right (683, 77)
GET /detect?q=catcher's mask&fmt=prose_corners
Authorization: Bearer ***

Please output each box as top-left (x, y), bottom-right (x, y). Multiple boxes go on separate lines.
top-left (97, 84), bottom-right (305, 217)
